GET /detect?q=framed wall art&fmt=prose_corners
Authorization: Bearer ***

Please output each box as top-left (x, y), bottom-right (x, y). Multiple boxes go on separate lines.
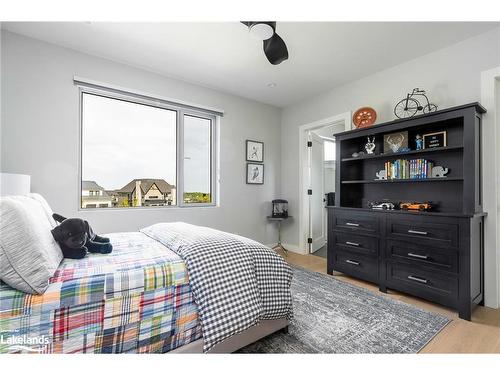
top-left (246, 163), bottom-right (264, 184)
top-left (246, 140), bottom-right (264, 162)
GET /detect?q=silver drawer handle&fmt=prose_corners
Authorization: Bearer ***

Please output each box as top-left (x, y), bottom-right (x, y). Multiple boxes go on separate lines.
top-left (407, 252), bottom-right (429, 260)
top-left (408, 229), bottom-right (428, 235)
top-left (345, 241), bottom-right (360, 247)
top-left (346, 222), bottom-right (360, 227)
top-left (345, 260), bottom-right (360, 266)
top-left (407, 275), bottom-right (428, 284)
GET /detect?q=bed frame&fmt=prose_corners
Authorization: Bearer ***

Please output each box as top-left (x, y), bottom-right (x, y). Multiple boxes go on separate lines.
top-left (170, 318), bottom-right (289, 353)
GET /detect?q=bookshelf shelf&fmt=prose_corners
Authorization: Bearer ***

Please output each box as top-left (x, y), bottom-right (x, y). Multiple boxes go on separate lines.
top-left (341, 145), bottom-right (463, 162)
top-left (341, 177), bottom-right (463, 184)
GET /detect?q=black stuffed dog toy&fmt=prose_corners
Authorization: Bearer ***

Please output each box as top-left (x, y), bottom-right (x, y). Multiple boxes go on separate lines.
top-left (51, 213), bottom-right (113, 259)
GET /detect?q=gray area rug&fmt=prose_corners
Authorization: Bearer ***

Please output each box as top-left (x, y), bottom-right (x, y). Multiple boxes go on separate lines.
top-left (238, 265), bottom-right (450, 353)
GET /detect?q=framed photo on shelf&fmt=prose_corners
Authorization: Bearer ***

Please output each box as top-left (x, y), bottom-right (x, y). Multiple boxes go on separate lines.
top-left (246, 140), bottom-right (264, 162)
top-left (423, 131), bottom-right (447, 149)
top-left (246, 163), bottom-right (264, 185)
top-left (383, 131), bottom-right (408, 153)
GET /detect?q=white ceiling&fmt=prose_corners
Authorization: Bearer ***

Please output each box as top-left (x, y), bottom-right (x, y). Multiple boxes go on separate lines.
top-left (3, 22), bottom-right (498, 107)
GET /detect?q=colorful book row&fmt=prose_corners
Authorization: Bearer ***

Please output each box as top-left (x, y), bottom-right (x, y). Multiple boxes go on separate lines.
top-left (384, 159), bottom-right (434, 180)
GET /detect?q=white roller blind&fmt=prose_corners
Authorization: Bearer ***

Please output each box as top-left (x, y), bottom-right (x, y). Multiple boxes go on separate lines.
top-left (73, 76), bottom-right (224, 117)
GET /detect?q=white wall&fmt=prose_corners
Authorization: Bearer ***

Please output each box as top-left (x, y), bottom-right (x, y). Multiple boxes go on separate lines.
top-left (281, 27), bottom-right (500, 248)
top-left (497, 79), bottom-right (500, 304)
top-left (481, 71), bottom-right (500, 307)
top-left (0, 31), bottom-right (282, 245)
top-left (497, 79), bottom-right (500, 211)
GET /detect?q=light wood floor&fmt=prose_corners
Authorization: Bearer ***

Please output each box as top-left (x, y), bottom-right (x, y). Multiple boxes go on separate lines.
top-left (282, 250), bottom-right (500, 353)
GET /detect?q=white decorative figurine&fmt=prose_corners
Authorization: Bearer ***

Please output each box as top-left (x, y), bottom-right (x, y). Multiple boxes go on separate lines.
top-left (375, 170), bottom-right (387, 180)
top-left (431, 166), bottom-right (449, 178)
top-left (365, 136), bottom-right (376, 154)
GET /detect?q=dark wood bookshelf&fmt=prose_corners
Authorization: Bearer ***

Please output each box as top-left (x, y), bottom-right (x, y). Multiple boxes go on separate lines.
top-left (327, 103), bottom-right (486, 321)
top-left (333, 104), bottom-right (487, 214)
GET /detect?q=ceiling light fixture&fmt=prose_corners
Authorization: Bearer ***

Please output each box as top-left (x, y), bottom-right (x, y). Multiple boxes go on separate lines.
top-left (249, 23), bottom-right (274, 41)
top-left (241, 22), bottom-right (289, 65)
top-left (267, 82), bottom-right (277, 88)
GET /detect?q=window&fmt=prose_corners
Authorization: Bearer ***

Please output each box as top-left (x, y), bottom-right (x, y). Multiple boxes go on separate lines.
top-left (80, 90), bottom-right (217, 209)
top-left (183, 115), bottom-right (212, 204)
top-left (324, 140), bottom-right (336, 161)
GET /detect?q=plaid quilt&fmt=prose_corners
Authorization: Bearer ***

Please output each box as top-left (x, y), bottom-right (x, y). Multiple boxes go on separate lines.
top-left (0, 232), bottom-right (202, 354)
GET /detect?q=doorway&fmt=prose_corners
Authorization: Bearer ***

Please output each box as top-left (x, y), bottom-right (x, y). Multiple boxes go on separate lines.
top-left (298, 112), bottom-right (351, 255)
top-left (308, 131), bottom-right (326, 254)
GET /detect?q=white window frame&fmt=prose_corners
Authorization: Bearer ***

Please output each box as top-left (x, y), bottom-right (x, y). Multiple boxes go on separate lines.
top-left (78, 86), bottom-right (219, 210)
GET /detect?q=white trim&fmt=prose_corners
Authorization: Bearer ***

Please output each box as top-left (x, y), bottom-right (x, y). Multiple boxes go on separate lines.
top-left (73, 76), bottom-right (224, 117)
top-left (298, 112), bottom-right (351, 254)
top-left (318, 135), bottom-right (336, 142)
top-left (266, 243), bottom-right (305, 255)
top-left (282, 243), bottom-right (305, 254)
top-left (481, 66), bottom-right (500, 309)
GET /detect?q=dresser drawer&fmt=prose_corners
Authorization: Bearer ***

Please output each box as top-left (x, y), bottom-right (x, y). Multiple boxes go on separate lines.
top-left (332, 211), bottom-right (379, 235)
top-left (333, 251), bottom-right (378, 283)
top-left (386, 240), bottom-right (458, 272)
top-left (386, 217), bottom-right (458, 248)
top-left (333, 232), bottom-right (378, 257)
top-left (386, 263), bottom-right (458, 306)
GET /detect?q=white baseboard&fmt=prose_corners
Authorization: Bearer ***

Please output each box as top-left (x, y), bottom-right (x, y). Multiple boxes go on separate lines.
top-left (283, 243), bottom-right (308, 254)
top-left (266, 243), bottom-right (308, 255)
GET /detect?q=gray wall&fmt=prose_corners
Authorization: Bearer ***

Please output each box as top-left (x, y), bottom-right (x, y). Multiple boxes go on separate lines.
top-left (1, 31), bottom-right (282, 244)
top-left (280, 27), bottom-right (500, 248)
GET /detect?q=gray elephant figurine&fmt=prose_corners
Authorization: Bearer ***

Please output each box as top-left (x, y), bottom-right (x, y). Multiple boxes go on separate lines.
top-left (375, 170), bottom-right (387, 180)
top-left (431, 166), bottom-right (449, 178)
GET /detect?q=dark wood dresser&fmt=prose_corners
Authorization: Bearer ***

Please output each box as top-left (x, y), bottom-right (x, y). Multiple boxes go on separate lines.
top-left (327, 103), bottom-right (486, 320)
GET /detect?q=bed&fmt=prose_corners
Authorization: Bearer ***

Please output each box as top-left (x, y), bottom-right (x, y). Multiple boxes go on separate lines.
top-left (0, 221), bottom-right (293, 354)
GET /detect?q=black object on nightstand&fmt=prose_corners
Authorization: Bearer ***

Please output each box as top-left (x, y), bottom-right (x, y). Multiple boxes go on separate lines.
top-left (327, 103), bottom-right (486, 321)
top-left (267, 216), bottom-right (292, 255)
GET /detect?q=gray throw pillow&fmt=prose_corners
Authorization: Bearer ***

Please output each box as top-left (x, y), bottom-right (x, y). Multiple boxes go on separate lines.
top-left (0, 195), bottom-right (63, 294)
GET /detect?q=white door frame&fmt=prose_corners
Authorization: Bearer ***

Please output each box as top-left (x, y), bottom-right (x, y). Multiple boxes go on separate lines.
top-left (298, 112), bottom-right (351, 254)
top-left (480, 66), bottom-right (500, 309)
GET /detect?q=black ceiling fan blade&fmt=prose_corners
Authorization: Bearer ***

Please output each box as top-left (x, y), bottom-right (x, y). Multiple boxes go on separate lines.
top-left (263, 33), bottom-right (288, 65)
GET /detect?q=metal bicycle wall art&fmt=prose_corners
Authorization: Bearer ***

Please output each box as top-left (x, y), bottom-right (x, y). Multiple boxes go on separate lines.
top-left (394, 88), bottom-right (438, 119)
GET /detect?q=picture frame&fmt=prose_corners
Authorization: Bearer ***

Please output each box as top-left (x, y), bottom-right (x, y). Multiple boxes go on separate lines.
top-left (423, 131), bottom-right (447, 149)
top-left (246, 163), bottom-right (264, 185)
top-left (246, 140), bottom-right (264, 162)
top-left (383, 130), bottom-right (409, 153)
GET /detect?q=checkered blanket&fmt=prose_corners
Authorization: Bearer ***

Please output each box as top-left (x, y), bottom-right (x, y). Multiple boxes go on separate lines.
top-left (0, 232), bottom-right (201, 353)
top-left (141, 222), bottom-right (293, 352)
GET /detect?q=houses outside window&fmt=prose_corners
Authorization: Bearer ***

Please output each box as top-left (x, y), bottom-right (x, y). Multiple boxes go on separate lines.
top-left (80, 89), bottom-right (217, 209)
top-left (81, 181), bottom-right (112, 208)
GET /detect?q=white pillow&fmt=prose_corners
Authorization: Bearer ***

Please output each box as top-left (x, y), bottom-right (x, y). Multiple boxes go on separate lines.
top-left (0, 195), bottom-right (63, 294)
top-left (28, 193), bottom-right (58, 228)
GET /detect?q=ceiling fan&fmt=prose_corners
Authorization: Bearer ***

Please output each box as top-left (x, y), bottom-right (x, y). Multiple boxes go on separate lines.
top-left (241, 21), bottom-right (289, 65)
